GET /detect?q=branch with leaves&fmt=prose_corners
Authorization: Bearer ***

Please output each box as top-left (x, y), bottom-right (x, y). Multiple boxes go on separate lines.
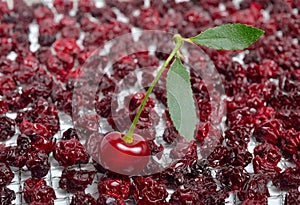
top-left (124, 23), bottom-right (264, 143)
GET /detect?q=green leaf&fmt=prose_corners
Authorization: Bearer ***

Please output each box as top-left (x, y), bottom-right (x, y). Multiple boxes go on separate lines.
top-left (190, 23), bottom-right (264, 50)
top-left (166, 57), bottom-right (197, 142)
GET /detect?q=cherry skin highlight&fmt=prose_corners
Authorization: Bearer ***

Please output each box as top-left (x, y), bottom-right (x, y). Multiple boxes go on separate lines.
top-left (99, 131), bottom-right (150, 176)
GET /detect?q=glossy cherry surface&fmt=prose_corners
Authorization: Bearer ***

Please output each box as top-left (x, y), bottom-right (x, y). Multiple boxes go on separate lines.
top-left (99, 131), bottom-right (150, 175)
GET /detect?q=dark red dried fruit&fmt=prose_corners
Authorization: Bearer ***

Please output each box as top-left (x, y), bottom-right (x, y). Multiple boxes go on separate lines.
top-left (33, 6), bottom-right (54, 23)
top-left (70, 191), bottom-right (98, 205)
top-left (194, 122), bottom-right (210, 144)
top-left (98, 176), bottom-right (131, 200)
top-left (97, 194), bottom-right (126, 205)
top-left (0, 57), bottom-right (18, 75)
top-left (107, 106), bottom-right (159, 134)
top-left (95, 96), bottom-right (113, 118)
top-left (0, 76), bottom-right (16, 95)
top-left (19, 120), bottom-right (51, 138)
top-left (91, 6), bottom-right (117, 21)
top-left (253, 119), bottom-right (284, 144)
top-left (79, 15), bottom-right (97, 33)
top-left (225, 125), bottom-right (251, 148)
top-left (170, 188), bottom-right (200, 205)
top-left (0, 2), bottom-right (10, 21)
top-left (13, 0), bottom-right (33, 23)
top-left (184, 173), bottom-right (217, 193)
top-left (254, 142), bottom-right (281, 165)
top-left (53, 38), bottom-right (80, 56)
top-left (163, 126), bottom-right (180, 144)
top-left (238, 174), bottom-right (270, 201)
top-left (132, 176), bottom-right (169, 204)
top-left (280, 128), bottom-right (300, 157)
top-left (136, 53), bottom-right (159, 70)
top-left (0, 38), bottom-right (12, 55)
top-left (217, 166), bottom-right (250, 191)
top-left (31, 135), bottom-right (56, 154)
top-left (60, 16), bottom-right (77, 27)
top-left (78, 0), bottom-right (96, 12)
top-left (5, 91), bottom-right (30, 112)
top-left (26, 150), bottom-right (50, 178)
top-left (190, 159), bottom-right (211, 177)
top-left (136, 7), bottom-right (161, 30)
top-left (273, 167), bottom-right (300, 190)
top-left (0, 145), bottom-right (27, 168)
top-left (234, 149), bottom-right (253, 168)
top-left (252, 156), bottom-right (281, 179)
top-left (21, 98), bottom-right (60, 136)
top-left (113, 55), bottom-right (136, 79)
top-left (208, 145), bottom-right (252, 168)
top-left (147, 139), bottom-right (164, 158)
top-left (17, 134), bottom-right (31, 151)
top-left (53, 139), bottom-right (89, 167)
top-left (38, 34), bottom-right (56, 47)
top-left (51, 83), bottom-right (73, 116)
top-left (131, 107), bottom-right (160, 130)
top-left (163, 159), bottom-right (192, 188)
top-left (21, 67), bottom-right (53, 99)
top-left (0, 187), bottom-right (16, 205)
top-left (285, 189), bottom-right (300, 205)
top-left (61, 25), bottom-right (80, 39)
top-left (184, 7), bottom-right (211, 26)
top-left (125, 91), bottom-right (155, 112)
top-left (34, 47), bottom-right (51, 65)
top-left (77, 48), bottom-right (97, 65)
top-left (0, 116), bottom-right (15, 141)
top-left (207, 145), bottom-right (233, 167)
top-left (0, 162), bottom-right (14, 186)
top-left (53, 0), bottom-right (73, 14)
top-left (23, 178), bottom-right (56, 204)
top-left (14, 54), bottom-right (38, 83)
top-left (59, 168), bottom-right (95, 192)
top-left (170, 141), bottom-right (198, 163)
top-left (62, 128), bottom-right (79, 140)
top-left (99, 74), bottom-right (116, 96)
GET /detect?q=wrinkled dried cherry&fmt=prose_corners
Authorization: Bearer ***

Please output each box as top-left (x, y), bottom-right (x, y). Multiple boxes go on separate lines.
top-left (53, 139), bottom-right (89, 167)
top-left (59, 168), bottom-right (95, 192)
top-left (70, 191), bottom-right (98, 205)
top-left (26, 150), bottom-right (50, 178)
top-left (0, 162), bottom-right (14, 187)
top-left (23, 178), bottom-right (56, 204)
top-left (0, 116), bottom-right (15, 141)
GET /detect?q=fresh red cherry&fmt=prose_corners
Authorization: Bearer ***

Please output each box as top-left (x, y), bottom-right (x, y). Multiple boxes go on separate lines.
top-left (99, 131), bottom-right (150, 176)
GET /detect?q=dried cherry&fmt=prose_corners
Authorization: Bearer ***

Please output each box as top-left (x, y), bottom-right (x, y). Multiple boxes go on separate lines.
top-left (59, 168), bottom-right (95, 192)
top-left (0, 162), bottom-right (14, 187)
top-left (285, 189), bottom-right (300, 205)
top-left (26, 150), bottom-right (50, 178)
top-left (53, 139), bottom-right (89, 167)
top-left (70, 191), bottom-right (98, 205)
top-left (23, 178), bottom-right (56, 204)
top-left (0, 187), bottom-right (15, 205)
top-left (98, 176), bottom-right (131, 200)
top-left (0, 116), bottom-right (15, 141)
top-left (132, 176), bottom-right (169, 204)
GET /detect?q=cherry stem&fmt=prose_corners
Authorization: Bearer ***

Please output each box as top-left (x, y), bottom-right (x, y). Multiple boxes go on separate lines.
top-left (123, 34), bottom-right (184, 144)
